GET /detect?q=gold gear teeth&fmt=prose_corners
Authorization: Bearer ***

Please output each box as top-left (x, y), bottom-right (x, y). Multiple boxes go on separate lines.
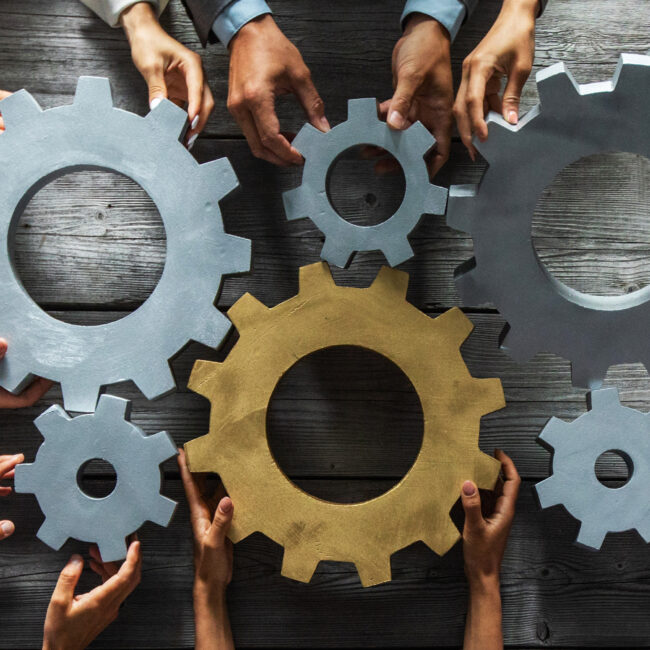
top-left (185, 262), bottom-right (504, 587)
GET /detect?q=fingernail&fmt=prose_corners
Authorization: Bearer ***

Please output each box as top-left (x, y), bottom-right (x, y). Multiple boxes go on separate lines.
top-left (71, 554), bottom-right (83, 567)
top-left (462, 481), bottom-right (476, 496)
top-left (12, 454), bottom-right (22, 462)
top-left (0, 521), bottom-right (14, 538)
top-left (149, 97), bottom-right (162, 110)
top-left (187, 134), bottom-right (198, 150)
top-left (507, 110), bottom-right (518, 125)
top-left (219, 497), bottom-right (233, 513)
top-left (388, 110), bottom-right (406, 129)
top-left (190, 115), bottom-right (199, 130)
top-left (319, 116), bottom-right (330, 132)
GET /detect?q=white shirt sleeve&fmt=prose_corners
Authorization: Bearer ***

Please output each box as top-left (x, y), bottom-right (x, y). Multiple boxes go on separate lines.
top-left (79, 0), bottom-right (170, 27)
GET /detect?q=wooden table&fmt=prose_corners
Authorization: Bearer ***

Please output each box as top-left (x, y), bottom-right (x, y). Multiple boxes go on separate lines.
top-left (1, 1), bottom-right (649, 647)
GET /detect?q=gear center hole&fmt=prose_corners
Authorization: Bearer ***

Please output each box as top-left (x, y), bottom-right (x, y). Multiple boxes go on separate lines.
top-left (326, 145), bottom-right (406, 226)
top-left (13, 169), bottom-right (166, 325)
top-left (77, 458), bottom-right (118, 498)
top-left (267, 346), bottom-right (424, 503)
top-left (594, 449), bottom-right (633, 489)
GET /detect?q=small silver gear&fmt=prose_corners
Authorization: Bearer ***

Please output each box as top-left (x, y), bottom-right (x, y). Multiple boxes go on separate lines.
top-left (283, 98), bottom-right (447, 267)
top-left (0, 77), bottom-right (251, 412)
top-left (14, 394), bottom-right (178, 561)
top-left (536, 387), bottom-right (650, 549)
top-left (446, 54), bottom-right (650, 389)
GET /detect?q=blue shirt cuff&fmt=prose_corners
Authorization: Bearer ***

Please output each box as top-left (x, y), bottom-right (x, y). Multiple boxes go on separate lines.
top-left (212, 0), bottom-right (272, 48)
top-left (400, 0), bottom-right (466, 42)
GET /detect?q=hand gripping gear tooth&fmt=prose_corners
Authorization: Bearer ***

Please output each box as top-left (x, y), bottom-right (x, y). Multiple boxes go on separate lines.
top-left (0, 77), bottom-right (251, 412)
top-left (184, 262), bottom-right (504, 587)
top-left (535, 388), bottom-right (650, 550)
top-left (14, 394), bottom-right (178, 561)
top-left (283, 98), bottom-right (448, 268)
top-left (446, 54), bottom-right (650, 389)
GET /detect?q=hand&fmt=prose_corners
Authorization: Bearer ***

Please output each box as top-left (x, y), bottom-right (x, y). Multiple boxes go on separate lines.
top-left (178, 448), bottom-right (234, 650)
top-left (0, 339), bottom-right (52, 408)
top-left (42, 540), bottom-right (141, 650)
top-left (0, 90), bottom-right (11, 131)
top-left (120, 2), bottom-right (214, 148)
top-left (453, 0), bottom-right (539, 159)
top-left (228, 14), bottom-right (330, 166)
top-left (381, 14), bottom-right (454, 176)
top-left (0, 453), bottom-right (23, 540)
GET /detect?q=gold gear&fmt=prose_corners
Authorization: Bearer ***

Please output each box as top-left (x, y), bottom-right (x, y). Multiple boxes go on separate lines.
top-left (185, 262), bottom-right (504, 587)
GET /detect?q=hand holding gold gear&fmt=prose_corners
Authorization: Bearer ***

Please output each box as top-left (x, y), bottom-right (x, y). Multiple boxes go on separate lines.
top-left (185, 263), bottom-right (505, 587)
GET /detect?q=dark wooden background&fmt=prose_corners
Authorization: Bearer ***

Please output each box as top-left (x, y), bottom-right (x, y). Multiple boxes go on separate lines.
top-left (1, 0), bottom-right (650, 647)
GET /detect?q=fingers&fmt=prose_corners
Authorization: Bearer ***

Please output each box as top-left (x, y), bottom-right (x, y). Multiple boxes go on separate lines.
top-left (0, 520), bottom-right (15, 540)
top-left (50, 555), bottom-right (84, 610)
top-left (387, 70), bottom-right (422, 130)
top-left (0, 377), bottom-right (53, 409)
top-left (502, 66), bottom-right (530, 125)
top-left (178, 448), bottom-right (211, 536)
top-left (187, 84), bottom-right (215, 149)
top-left (208, 496), bottom-right (233, 546)
top-left (461, 480), bottom-right (485, 531)
top-left (249, 94), bottom-right (302, 165)
top-left (292, 69), bottom-right (329, 133)
top-left (89, 545), bottom-right (118, 582)
top-left (0, 338), bottom-right (7, 359)
top-left (493, 449), bottom-right (521, 522)
top-left (0, 453), bottom-right (23, 478)
top-left (141, 63), bottom-right (168, 109)
top-left (466, 61), bottom-right (494, 142)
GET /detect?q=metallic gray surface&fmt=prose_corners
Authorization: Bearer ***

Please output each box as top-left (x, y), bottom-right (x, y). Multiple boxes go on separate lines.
top-left (446, 54), bottom-right (650, 389)
top-left (283, 98), bottom-right (448, 267)
top-left (14, 394), bottom-right (178, 562)
top-left (536, 388), bottom-right (650, 550)
top-left (0, 77), bottom-right (251, 412)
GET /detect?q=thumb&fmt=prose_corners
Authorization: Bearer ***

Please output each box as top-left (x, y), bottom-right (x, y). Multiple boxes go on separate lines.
top-left (143, 67), bottom-right (168, 110)
top-left (208, 496), bottom-right (233, 545)
top-left (461, 481), bottom-right (484, 531)
top-left (501, 67), bottom-right (529, 125)
top-left (52, 554), bottom-right (84, 606)
top-left (0, 520), bottom-right (15, 540)
top-left (387, 72), bottom-right (420, 129)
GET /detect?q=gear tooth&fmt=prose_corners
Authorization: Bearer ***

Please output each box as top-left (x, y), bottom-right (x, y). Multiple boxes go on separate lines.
top-left (346, 97), bottom-right (379, 121)
top-left (74, 76), bottom-right (113, 109)
top-left (587, 387), bottom-right (621, 412)
top-left (228, 513), bottom-right (256, 543)
top-left (382, 236), bottom-right (414, 267)
top-left (60, 380), bottom-right (100, 414)
top-left (282, 185), bottom-right (312, 222)
top-left (424, 183), bottom-right (448, 216)
top-left (536, 62), bottom-right (581, 110)
top-left (298, 261), bottom-right (336, 294)
top-left (422, 518), bottom-right (461, 556)
top-left (499, 324), bottom-right (538, 364)
top-left (133, 363), bottom-right (176, 401)
top-left (534, 477), bottom-right (563, 509)
top-left (147, 431), bottom-right (178, 464)
top-left (404, 120), bottom-right (436, 154)
top-left (370, 266), bottom-right (409, 298)
top-left (34, 405), bottom-right (71, 438)
top-left (218, 234), bottom-right (251, 276)
top-left (571, 361), bottom-right (606, 391)
top-left (291, 123), bottom-right (326, 154)
top-left (183, 434), bottom-right (219, 473)
top-left (474, 378), bottom-right (506, 416)
top-left (453, 258), bottom-right (490, 306)
top-left (612, 53), bottom-right (650, 93)
top-left (95, 394), bottom-right (130, 421)
top-left (200, 158), bottom-right (239, 197)
top-left (227, 293), bottom-right (269, 332)
top-left (473, 113), bottom-right (516, 159)
top-left (355, 556), bottom-right (392, 587)
top-left (280, 547), bottom-right (320, 584)
top-left (98, 537), bottom-right (128, 563)
top-left (0, 89), bottom-right (42, 128)
top-left (13, 463), bottom-right (36, 493)
top-left (187, 360), bottom-right (222, 397)
top-left (538, 417), bottom-right (570, 450)
top-left (576, 522), bottom-right (607, 550)
top-left (320, 237), bottom-right (354, 268)
top-left (636, 516), bottom-right (650, 543)
top-left (191, 308), bottom-right (232, 349)
top-left (37, 519), bottom-right (68, 551)
top-left (446, 185), bottom-right (478, 233)
top-left (433, 307), bottom-right (474, 345)
top-left (145, 98), bottom-right (188, 140)
top-left (147, 494), bottom-right (177, 527)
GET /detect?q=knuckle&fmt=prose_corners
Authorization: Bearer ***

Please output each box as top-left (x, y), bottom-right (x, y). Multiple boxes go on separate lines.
top-left (259, 133), bottom-right (278, 148)
top-left (227, 96), bottom-right (242, 114)
top-left (242, 84), bottom-right (261, 106)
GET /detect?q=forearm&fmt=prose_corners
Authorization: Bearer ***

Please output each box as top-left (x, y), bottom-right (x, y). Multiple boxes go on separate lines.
top-left (194, 585), bottom-right (234, 650)
top-left (119, 2), bottom-right (160, 41)
top-left (463, 577), bottom-right (503, 650)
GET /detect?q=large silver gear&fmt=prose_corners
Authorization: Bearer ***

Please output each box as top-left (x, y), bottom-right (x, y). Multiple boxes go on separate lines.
top-left (0, 77), bottom-right (251, 412)
top-left (446, 54), bottom-right (650, 389)
top-left (14, 394), bottom-right (178, 561)
top-left (536, 388), bottom-right (650, 550)
top-left (283, 98), bottom-right (447, 267)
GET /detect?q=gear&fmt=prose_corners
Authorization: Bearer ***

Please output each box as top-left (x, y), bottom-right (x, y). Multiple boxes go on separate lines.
top-left (446, 54), bottom-right (650, 389)
top-left (536, 387), bottom-right (650, 549)
top-left (14, 394), bottom-right (177, 561)
top-left (283, 98), bottom-right (447, 268)
top-left (0, 77), bottom-right (251, 412)
top-left (184, 262), bottom-right (504, 587)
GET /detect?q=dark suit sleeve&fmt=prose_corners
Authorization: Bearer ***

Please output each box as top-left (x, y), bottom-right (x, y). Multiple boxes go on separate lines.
top-left (180, 0), bottom-right (233, 46)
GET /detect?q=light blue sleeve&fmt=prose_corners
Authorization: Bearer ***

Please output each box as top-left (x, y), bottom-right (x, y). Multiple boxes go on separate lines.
top-left (212, 0), bottom-right (272, 47)
top-left (400, 0), bottom-right (468, 42)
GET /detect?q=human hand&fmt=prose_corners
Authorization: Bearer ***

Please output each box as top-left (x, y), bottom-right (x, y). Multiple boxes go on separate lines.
top-left (453, 0), bottom-right (539, 159)
top-left (0, 339), bottom-right (52, 408)
top-left (381, 13), bottom-right (454, 176)
top-left (0, 453), bottom-right (23, 540)
top-left (42, 540), bottom-right (142, 650)
top-left (0, 90), bottom-right (11, 131)
top-left (120, 2), bottom-right (214, 148)
top-left (228, 14), bottom-right (329, 166)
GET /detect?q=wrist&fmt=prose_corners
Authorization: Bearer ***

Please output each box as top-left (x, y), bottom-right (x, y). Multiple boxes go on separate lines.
top-left (229, 13), bottom-right (276, 50)
top-left (120, 2), bottom-right (160, 38)
top-left (193, 578), bottom-right (227, 607)
top-left (467, 572), bottom-right (501, 596)
top-left (500, 0), bottom-right (539, 19)
top-left (403, 13), bottom-right (451, 43)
